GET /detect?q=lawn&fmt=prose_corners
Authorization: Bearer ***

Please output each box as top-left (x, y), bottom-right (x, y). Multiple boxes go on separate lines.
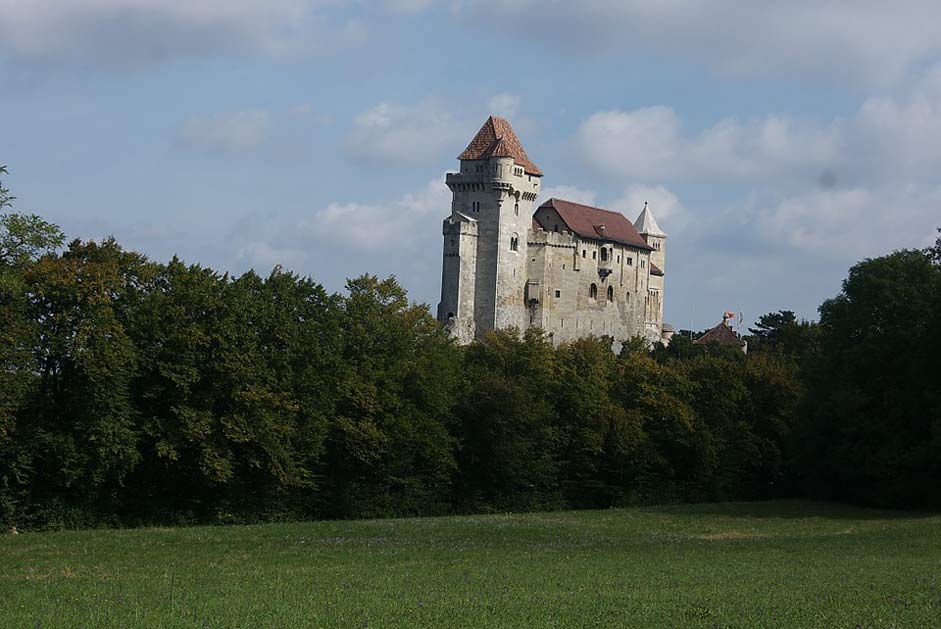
top-left (1, 500), bottom-right (939, 627)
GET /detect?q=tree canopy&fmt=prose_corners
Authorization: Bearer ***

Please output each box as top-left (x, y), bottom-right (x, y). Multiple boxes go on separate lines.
top-left (1, 165), bottom-right (937, 527)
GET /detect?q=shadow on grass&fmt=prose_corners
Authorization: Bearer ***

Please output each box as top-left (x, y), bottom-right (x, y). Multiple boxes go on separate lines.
top-left (640, 499), bottom-right (934, 521)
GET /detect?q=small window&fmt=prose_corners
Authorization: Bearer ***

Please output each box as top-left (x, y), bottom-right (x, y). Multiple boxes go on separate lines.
top-left (514, 202), bottom-right (519, 216)
top-left (554, 289), bottom-right (561, 298)
top-left (582, 250), bottom-right (587, 258)
top-left (592, 251), bottom-right (597, 260)
top-left (607, 285), bottom-right (614, 302)
top-left (617, 255), bottom-right (621, 263)
top-left (601, 248), bottom-right (608, 262)
top-left (562, 264), bottom-right (566, 270)
top-left (510, 235), bottom-right (519, 251)
top-left (553, 224), bottom-right (559, 232)
top-left (590, 283), bottom-right (598, 300)
top-left (627, 257), bottom-right (633, 267)
top-left (641, 260), bottom-right (646, 268)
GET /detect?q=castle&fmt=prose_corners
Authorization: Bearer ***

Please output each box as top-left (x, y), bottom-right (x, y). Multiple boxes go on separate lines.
top-left (437, 116), bottom-right (673, 346)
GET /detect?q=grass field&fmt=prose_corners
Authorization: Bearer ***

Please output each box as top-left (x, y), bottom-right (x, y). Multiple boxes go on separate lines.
top-left (2, 501), bottom-right (940, 627)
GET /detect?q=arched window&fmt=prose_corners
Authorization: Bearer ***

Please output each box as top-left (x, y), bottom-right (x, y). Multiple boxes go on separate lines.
top-left (510, 234), bottom-right (519, 251)
top-left (607, 285), bottom-right (614, 302)
top-left (514, 202), bottom-right (520, 216)
top-left (589, 283), bottom-right (598, 300)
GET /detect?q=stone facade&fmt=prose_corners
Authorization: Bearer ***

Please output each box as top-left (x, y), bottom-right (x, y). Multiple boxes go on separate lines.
top-left (437, 116), bottom-right (671, 346)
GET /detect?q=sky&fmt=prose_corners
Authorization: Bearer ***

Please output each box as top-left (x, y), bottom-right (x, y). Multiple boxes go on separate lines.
top-left (1, 0), bottom-right (940, 331)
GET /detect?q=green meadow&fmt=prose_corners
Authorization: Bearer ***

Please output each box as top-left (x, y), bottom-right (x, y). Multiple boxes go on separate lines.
top-left (2, 501), bottom-right (939, 628)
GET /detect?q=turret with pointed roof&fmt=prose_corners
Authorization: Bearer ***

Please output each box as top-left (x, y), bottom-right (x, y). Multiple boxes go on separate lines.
top-left (634, 201), bottom-right (667, 238)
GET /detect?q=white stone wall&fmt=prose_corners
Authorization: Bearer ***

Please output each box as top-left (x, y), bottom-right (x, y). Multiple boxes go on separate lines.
top-left (526, 229), bottom-right (657, 345)
top-left (438, 214), bottom-right (478, 344)
top-left (438, 156), bottom-right (541, 340)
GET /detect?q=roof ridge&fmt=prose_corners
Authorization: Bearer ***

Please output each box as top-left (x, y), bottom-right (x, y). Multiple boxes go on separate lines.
top-left (549, 198), bottom-right (626, 218)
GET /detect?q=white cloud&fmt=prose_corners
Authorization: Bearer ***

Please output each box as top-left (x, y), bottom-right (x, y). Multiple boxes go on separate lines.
top-left (229, 176), bottom-right (451, 298)
top-left (299, 177), bottom-right (450, 250)
top-left (610, 184), bottom-right (686, 229)
top-left (487, 93), bottom-right (521, 118)
top-left (346, 101), bottom-right (466, 167)
top-left (0, 0), bottom-right (366, 69)
top-left (753, 186), bottom-right (941, 262)
top-left (457, 0), bottom-right (941, 87)
top-left (576, 108), bottom-right (835, 182)
top-left (539, 185), bottom-right (597, 207)
top-left (383, 0), bottom-right (435, 13)
top-left (179, 110), bottom-right (272, 154)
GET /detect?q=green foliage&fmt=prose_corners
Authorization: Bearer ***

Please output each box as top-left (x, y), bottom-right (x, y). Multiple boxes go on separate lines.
top-left (454, 329), bottom-right (560, 511)
top-left (1, 214), bottom-right (65, 268)
top-left (798, 248), bottom-right (941, 507)
top-left (0, 165), bottom-right (13, 210)
top-left (747, 310), bottom-right (821, 359)
top-left (1, 202), bottom-right (936, 526)
top-left (928, 226), bottom-right (941, 265)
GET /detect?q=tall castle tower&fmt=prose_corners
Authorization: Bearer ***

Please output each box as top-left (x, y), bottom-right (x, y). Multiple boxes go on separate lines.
top-left (634, 202), bottom-right (667, 341)
top-left (437, 116), bottom-right (542, 342)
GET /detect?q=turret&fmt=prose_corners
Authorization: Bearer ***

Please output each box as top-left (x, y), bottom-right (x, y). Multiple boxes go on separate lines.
top-left (634, 201), bottom-right (666, 272)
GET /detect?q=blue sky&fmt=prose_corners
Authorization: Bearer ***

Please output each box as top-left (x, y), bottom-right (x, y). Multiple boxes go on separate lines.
top-left (2, 1), bottom-right (939, 330)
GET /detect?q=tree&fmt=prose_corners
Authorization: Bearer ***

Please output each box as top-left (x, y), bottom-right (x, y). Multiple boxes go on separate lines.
top-left (928, 227), bottom-right (941, 265)
top-left (323, 275), bottom-right (458, 517)
top-left (1, 213), bottom-right (65, 268)
top-left (798, 249), bottom-right (941, 507)
top-left (454, 328), bottom-right (560, 511)
top-left (0, 170), bottom-right (65, 524)
top-left (0, 165), bottom-right (13, 210)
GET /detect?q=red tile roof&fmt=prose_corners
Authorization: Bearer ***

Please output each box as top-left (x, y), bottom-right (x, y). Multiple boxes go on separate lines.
top-left (694, 322), bottom-right (747, 347)
top-left (535, 198), bottom-right (653, 250)
top-left (458, 116), bottom-right (543, 176)
top-left (650, 262), bottom-right (664, 276)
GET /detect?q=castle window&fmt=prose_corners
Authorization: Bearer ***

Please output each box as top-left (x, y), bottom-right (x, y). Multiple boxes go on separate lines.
top-left (617, 255), bottom-right (621, 263)
top-left (601, 248), bottom-right (609, 262)
top-left (515, 202), bottom-right (519, 216)
top-left (582, 250), bottom-right (586, 258)
top-left (592, 251), bottom-right (597, 260)
top-left (627, 257), bottom-right (633, 267)
top-left (510, 234), bottom-right (519, 252)
top-left (590, 283), bottom-right (598, 300)
top-left (641, 260), bottom-right (646, 268)
top-left (607, 285), bottom-right (614, 302)
top-left (554, 289), bottom-right (561, 298)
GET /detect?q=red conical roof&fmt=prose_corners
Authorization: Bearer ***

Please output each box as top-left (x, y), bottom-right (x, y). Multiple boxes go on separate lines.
top-left (458, 116), bottom-right (542, 176)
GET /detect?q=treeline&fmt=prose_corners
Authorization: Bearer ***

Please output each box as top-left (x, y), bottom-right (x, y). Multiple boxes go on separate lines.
top-left (1, 189), bottom-right (939, 526)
